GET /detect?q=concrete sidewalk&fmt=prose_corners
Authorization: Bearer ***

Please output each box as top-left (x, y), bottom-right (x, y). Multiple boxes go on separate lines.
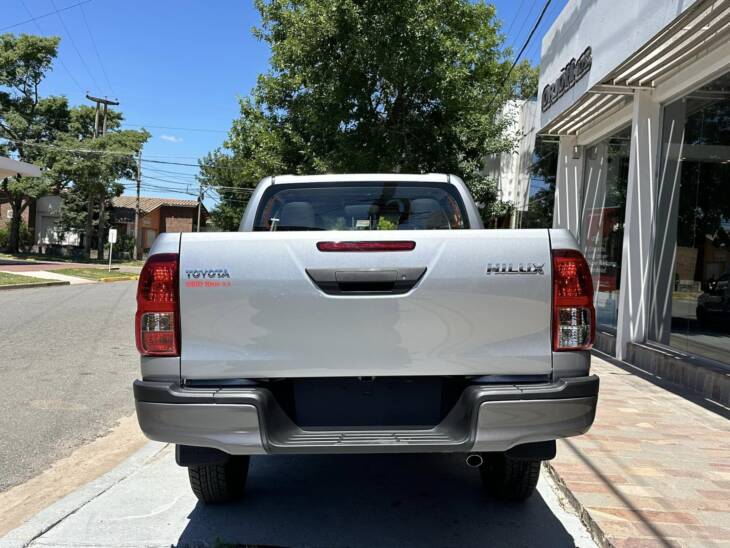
top-left (0, 270), bottom-right (94, 285)
top-left (1, 444), bottom-right (595, 548)
top-left (549, 356), bottom-right (730, 547)
top-left (0, 257), bottom-right (141, 275)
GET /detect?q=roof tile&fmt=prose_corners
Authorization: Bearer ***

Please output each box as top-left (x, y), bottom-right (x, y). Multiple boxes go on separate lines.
top-left (111, 195), bottom-right (203, 213)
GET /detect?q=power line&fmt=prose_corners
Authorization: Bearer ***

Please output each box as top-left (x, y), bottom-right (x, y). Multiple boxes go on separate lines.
top-left (139, 175), bottom-right (255, 194)
top-left (0, 138), bottom-right (136, 156)
top-left (142, 158), bottom-right (200, 167)
top-left (143, 167), bottom-right (199, 178)
top-left (49, 0), bottom-right (104, 94)
top-left (79, 3), bottom-right (115, 96)
top-left (0, 0), bottom-right (93, 32)
top-left (502, 0), bottom-right (528, 48)
top-left (140, 184), bottom-right (196, 195)
top-left (123, 123), bottom-right (227, 134)
top-left (509, 0), bottom-right (540, 54)
top-left (123, 180), bottom-right (198, 195)
top-left (137, 186), bottom-right (198, 197)
top-left (522, 0), bottom-right (560, 63)
top-left (214, 186), bottom-right (254, 192)
top-left (486, 0), bottom-right (552, 112)
top-left (18, 0), bottom-right (85, 94)
top-left (143, 174), bottom-right (196, 187)
top-left (0, 138), bottom-right (242, 173)
top-left (141, 159), bottom-right (246, 175)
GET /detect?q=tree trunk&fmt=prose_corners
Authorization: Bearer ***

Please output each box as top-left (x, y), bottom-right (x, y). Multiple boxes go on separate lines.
top-left (97, 199), bottom-right (106, 259)
top-left (8, 197), bottom-right (23, 253)
top-left (84, 194), bottom-right (95, 259)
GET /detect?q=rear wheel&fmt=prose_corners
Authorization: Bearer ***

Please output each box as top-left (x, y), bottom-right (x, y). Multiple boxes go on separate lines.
top-left (479, 453), bottom-right (540, 501)
top-left (188, 456), bottom-right (250, 504)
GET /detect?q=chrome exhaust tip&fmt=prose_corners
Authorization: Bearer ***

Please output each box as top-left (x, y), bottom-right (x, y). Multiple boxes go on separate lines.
top-left (465, 453), bottom-right (484, 468)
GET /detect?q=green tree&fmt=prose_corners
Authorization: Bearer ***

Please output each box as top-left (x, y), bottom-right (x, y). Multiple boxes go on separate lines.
top-left (0, 33), bottom-right (70, 252)
top-left (511, 60), bottom-right (539, 100)
top-left (202, 0), bottom-right (531, 229)
top-left (198, 149), bottom-right (260, 231)
top-left (469, 175), bottom-right (514, 227)
top-left (47, 106), bottom-right (149, 258)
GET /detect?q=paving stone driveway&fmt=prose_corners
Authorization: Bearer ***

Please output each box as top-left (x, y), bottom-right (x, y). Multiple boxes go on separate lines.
top-left (549, 356), bottom-right (730, 547)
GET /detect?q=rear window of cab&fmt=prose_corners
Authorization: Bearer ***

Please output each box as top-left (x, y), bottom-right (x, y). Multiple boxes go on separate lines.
top-left (254, 182), bottom-right (469, 231)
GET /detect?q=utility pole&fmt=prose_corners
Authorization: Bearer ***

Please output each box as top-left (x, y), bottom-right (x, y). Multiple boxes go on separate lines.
top-left (86, 95), bottom-right (120, 260)
top-left (133, 150), bottom-right (142, 260)
top-left (86, 95), bottom-right (119, 137)
top-left (196, 181), bottom-right (204, 232)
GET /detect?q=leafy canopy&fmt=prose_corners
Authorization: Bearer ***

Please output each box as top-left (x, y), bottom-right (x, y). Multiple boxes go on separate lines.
top-left (201, 0), bottom-right (533, 229)
top-left (0, 33), bottom-right (149, 255)
top-left (46, 106), bottom-right (149, 252)
top-left (0, 33), bottom-right (69, 251)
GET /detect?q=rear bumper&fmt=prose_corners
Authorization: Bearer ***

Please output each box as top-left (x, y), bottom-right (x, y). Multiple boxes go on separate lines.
top-left (134, 376), bottom-right (599, 455)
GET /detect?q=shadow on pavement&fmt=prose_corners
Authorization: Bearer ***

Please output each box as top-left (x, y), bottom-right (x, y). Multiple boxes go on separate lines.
top-left (175, 453), bottom-right (579, 547)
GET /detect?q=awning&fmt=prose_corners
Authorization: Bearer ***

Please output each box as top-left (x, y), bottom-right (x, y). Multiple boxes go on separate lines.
top-left (542, 0), bottom-right (730, 135)
top-left (0, 156), bottom-right (42, 178)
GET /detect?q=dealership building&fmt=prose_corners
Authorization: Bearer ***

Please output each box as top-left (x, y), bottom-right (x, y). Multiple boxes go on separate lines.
top-left (531, 0), bottom-right (730, 387)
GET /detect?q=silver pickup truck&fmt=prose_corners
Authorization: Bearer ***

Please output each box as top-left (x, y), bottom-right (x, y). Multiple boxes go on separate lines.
top-left (133, 173), bottom-right (598, 504)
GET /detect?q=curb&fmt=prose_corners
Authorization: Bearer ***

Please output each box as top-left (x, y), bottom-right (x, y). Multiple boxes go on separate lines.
top-left (0, 442), bottom-right (167, 548)
top-left (544, 462), bottom-right (611, 548)
top-left (99, 275), bottom-right (138, 283)
top-left (0, 281), bottom-right (70, 291)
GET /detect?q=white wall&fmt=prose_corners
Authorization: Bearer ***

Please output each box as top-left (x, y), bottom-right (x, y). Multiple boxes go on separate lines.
top-left (35, 195), bottom-right (80, 246)
top-left (552, 135), bottom-right (584, 241)
top-left (514, 100), bottom-right (539, 213)
top-left (483, 100), bottom-right (539, 226)
top-left (538, 0), bottom-right (700, 129)
top-left (35, 195), bottom-right (63, 217)
top-left (483, 101), bottom-right (521, 205)
top-left (615, 90), bottom-right (662, 359)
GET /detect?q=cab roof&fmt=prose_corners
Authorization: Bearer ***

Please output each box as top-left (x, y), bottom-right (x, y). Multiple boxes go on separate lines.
top-left (271, 173), bottom-right (450, 185)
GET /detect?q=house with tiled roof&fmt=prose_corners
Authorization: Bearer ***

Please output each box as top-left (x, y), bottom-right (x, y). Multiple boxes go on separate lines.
top-left (111, 195), bottom-right (208, 254)
top-left (31, 193), bottom-right (208, 257)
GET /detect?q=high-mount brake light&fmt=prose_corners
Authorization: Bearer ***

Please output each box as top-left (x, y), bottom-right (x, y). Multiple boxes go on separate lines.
top-left (135, 253), bottom-right (180, 356)
top-left (317, 241), bottom-right (416, 252)
top-left (552, 249), bottom-right (595, 351)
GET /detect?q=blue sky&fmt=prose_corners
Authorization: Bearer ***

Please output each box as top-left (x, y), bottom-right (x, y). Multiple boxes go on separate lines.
top-left (2, 0), bottom-right (566, 209)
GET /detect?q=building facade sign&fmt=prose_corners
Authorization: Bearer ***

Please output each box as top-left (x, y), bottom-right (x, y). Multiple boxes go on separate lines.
top-left (541, 47), bottom-right (592, 112)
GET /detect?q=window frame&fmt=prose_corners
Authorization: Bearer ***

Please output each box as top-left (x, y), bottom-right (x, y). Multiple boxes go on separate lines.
top-left (253, 181), bottom-right (472, 231)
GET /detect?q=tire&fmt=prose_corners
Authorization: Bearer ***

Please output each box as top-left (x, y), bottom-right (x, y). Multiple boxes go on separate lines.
top-left (187, 456), bottom-right (250, 504)
top-left (479, 453), bottom-right (541, 501)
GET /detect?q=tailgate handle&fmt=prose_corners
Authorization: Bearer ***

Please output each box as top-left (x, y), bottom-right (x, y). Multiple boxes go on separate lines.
top-left (335, 270), bottom-right (398, 283)
top-left (306, 267), bottom-right (426, 295)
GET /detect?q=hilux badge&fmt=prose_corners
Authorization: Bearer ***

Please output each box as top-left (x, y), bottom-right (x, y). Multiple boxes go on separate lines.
top-left (486, 263), bottom-right (545, 275)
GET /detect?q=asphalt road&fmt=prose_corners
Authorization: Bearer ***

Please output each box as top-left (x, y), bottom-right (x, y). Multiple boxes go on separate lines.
top-left (0, 281), bottom-right (139, 492)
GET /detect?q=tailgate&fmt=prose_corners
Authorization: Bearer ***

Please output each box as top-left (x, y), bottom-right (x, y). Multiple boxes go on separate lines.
top-left (179, 230), bottom-right (552, 379)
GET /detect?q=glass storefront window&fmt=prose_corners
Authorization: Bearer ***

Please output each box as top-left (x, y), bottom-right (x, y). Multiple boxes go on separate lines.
top-left (581, 127), bottom-right (631, 331)
top-left (521, 137), bottom-right (559, 228)
top-left (651, 73), bottom-right (730, 364)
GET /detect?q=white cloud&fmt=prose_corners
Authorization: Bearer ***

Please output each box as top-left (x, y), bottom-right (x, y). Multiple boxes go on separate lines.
top-left (160, 134), bottom-right (183, 143)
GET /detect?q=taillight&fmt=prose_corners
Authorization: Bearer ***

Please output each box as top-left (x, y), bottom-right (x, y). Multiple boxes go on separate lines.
top-left (135, 253), bottom-right (180, 356)
top-left (552, 249), bottom-right (595, 351)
